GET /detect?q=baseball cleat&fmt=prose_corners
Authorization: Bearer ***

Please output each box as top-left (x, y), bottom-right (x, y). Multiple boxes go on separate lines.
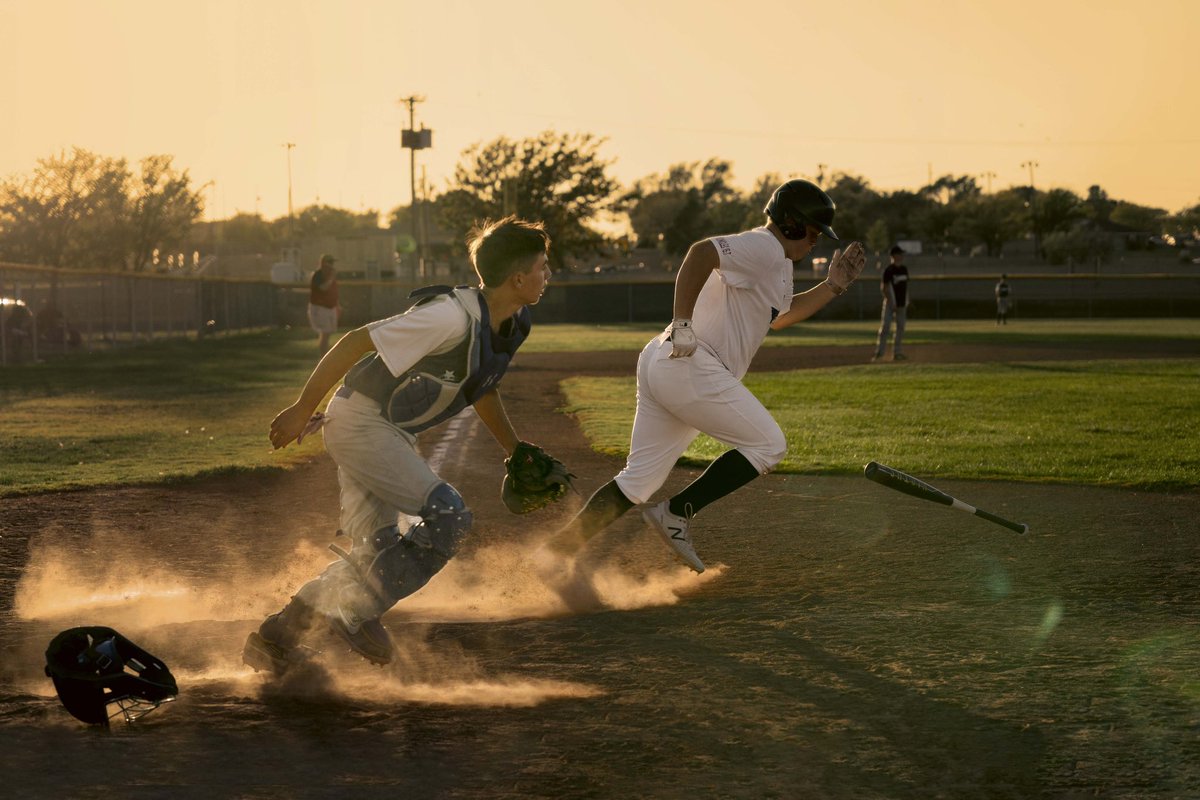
top-left (242, 631), bottom-right (295, 677)
top-left (329, 615), bottom-right (395, 666)
top-left (643, 501), bottom-right (705, 573)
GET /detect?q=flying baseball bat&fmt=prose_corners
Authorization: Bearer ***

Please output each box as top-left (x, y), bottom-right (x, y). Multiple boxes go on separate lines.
top-left (864, 461), bottom-right (1028, 535)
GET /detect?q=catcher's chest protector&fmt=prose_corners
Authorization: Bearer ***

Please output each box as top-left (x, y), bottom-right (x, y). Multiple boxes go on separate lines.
top-left (345, 285), bottom-right (530, 433)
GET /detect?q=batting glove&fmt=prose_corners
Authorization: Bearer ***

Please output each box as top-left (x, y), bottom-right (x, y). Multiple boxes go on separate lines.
top-left (824, 242), bottom-right (866, 295)
top-left (669, 318), bottom-right (697, 358)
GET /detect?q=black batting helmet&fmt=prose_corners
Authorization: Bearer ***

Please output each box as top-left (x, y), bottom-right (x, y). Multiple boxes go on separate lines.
top-left (764, 179), bottom-right (838, 241)
top-left (44, 626), bottom-right (178, 725)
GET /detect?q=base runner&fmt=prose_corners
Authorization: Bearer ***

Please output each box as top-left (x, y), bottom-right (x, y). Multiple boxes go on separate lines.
top-left (541, 179), bottom-right (865, 573)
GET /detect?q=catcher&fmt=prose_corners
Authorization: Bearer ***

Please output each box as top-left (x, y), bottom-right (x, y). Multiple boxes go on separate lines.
top-left (244, 217), bottom-right (573, 674)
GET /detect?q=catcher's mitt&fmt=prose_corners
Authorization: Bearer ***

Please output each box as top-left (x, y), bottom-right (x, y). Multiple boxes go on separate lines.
top-left (502, 441), bottom-right (575, 514)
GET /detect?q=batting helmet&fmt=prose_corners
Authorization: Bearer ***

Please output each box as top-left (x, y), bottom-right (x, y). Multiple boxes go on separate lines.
top-left (764, 180), bottom-right (839, 241)
top-left (44, 626), bottom-right (178, 725)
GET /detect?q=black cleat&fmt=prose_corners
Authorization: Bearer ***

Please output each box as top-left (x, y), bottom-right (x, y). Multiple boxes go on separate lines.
top-left (243, 631), bottom-right (295, 677)
top-left (329, 616), bottom-right (394, 666)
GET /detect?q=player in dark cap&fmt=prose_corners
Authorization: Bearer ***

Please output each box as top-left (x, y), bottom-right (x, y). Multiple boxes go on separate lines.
top-left (872, 244), bottom-right (910, 361)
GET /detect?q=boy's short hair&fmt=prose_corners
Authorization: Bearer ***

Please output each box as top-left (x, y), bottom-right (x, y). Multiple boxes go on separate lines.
top-left (468, 217), bottom-right (550, 288)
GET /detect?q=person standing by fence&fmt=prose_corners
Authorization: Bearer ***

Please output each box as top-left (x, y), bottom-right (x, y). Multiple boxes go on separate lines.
top-left (872, 244), bottom-right (910, 362)
top-left (995, 273), bottom-right (1011, 325)
top-left (308, 254), bottom-right (340, 354)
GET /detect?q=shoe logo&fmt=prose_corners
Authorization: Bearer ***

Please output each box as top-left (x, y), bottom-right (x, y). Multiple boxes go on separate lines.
top-left (669, 526), bottom-right (686, 541)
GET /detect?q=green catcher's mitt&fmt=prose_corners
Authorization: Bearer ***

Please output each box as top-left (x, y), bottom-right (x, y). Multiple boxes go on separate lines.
top-left (502, 441), bottom-right (575, 514)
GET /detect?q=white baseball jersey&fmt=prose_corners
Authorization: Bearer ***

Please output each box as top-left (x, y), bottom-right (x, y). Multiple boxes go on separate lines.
top-left (366, 296), bottom-right (471, 378)
top-left (696, 227), bottom-right (794, 379)
top-left (325, 296), bottom-right (474, 545)
top-left (614, 226), bottom-right (793, 504)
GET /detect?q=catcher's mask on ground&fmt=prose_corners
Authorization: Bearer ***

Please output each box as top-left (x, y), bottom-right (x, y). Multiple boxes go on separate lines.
top-left (764, 179), bottom-right (839, 241)
top-left (44, 626), bottom-right (178, 725)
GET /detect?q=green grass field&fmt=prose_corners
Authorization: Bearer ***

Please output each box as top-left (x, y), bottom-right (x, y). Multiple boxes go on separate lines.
top-left (521, 318), bottom-right (1200, 352)
top-left (1, 320), bottom-right (1196, 495)
top-left (562, 359), bottom-right (1200, 490)
top-left (0, 329), bottom-right (323, 495)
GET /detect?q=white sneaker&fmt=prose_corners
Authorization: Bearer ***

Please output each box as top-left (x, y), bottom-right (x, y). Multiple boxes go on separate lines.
top-left (643, 501), bottom-right (705, 573)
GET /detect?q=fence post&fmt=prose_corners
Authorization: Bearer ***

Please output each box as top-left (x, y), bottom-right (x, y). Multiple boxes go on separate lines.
top-left (27, 281), bottom-right (39, 363)
top-left (84, 277), bottom-right (93, 352)
top-left (0, 270), bottom-right (7, 367)
top-left (127, 277), bottom-right (136, 344)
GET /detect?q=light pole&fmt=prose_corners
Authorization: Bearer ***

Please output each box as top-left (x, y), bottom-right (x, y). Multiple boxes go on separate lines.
top-left (399, 95), bottom-right (431, 277)
top-left (1021, 160), bottom-right (1040, 258)
top-left (284, 142), bottom-right (296, 246)
top-left (980, 171), bottom-right (997, 194)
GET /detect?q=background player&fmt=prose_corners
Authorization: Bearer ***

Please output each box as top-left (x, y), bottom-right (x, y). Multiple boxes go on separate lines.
top-left (307, 253), bottom-right (340, 354)
top-left (541, 179), bottom-right (865, 574)
top-left (872, 244), bottom-right (909, 361)
top-left (995, 273), bottom-right (1011, 325)
top-left (245, 217), bottom-right (570, 674)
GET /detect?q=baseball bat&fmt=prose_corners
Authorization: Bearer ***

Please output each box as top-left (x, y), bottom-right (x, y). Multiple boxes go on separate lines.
top-left (864, 461), bottom-right (1028, 535)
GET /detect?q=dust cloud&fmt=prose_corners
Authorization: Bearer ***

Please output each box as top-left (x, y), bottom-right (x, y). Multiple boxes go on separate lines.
top-left (12, 518), bottom-right (715, 708)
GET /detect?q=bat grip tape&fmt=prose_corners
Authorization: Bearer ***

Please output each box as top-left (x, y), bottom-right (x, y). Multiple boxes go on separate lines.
top-left (972, 507), bottom-right (1028, 534)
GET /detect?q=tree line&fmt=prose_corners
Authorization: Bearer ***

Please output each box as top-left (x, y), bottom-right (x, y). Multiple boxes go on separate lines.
top-left (3, 135), bottom-right (1198, 272)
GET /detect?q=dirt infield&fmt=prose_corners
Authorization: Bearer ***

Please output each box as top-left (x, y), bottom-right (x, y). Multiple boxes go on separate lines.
top-left (2, 340), bottom-right (1197, 798)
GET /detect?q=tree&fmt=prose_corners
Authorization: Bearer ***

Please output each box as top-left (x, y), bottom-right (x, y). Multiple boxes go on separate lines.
top-left (1042, 226), bottom-right (1113, 268)
top-left (127, 155), bottom-right (205, 271)
top-left (0, 148), bottom-right (206, 271)
top-left (950, 190), bottom-right (1027, 257)
top-left (1035, 188), bottom-right (1084, 236)
top-left (739, 173), bottom-right (782, 230)
top-left (0, 147), bottom-right (128, 268)
top-left (821, 172), bottom-right (882, 245)
top-left (440, 131), bottom-right (620, 265)
top-left (1109, 201), bottom-right (1167, 234)
top-left (921, 174), bottom-right (981, 204)
top-left (865, 219), bottom-right (891, 255)
top-left (1083, 185), bottom-right (1115, 223)
top-left (281, 204), bottom-right (382, 242)
top-left (625, 159), bottom-right (746, 254)
top-left (1167, 201), bottom-right (1200, 242)
top-left (208, 213), bottom-right (277, 255)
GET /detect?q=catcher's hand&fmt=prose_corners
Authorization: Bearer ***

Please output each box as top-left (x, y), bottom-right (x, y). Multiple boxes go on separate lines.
top-left (824, 242), bottom-right (866, 295)
top-left (669, 318), bottom-right (697, 358)
top-left (502, 442), bottom-right (576, 514)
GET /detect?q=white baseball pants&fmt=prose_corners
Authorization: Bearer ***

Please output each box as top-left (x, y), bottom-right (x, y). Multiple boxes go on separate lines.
top-left (614, 336), bottom-right (786, 505)
top-left (322, 391), bottom-right (443, 544)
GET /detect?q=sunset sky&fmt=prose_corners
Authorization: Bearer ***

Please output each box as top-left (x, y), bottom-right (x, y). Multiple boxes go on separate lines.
top-left (3, 0), bottom-right (1197, 225)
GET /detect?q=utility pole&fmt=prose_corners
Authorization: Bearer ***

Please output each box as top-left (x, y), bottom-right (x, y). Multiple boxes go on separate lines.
top-left (283, 142), bottom-right (296, 248)
top-left (1021, 160), bottom-right (1039, 189)
top-left (981, 171), bottom-right (997, 193)
top-left (398, 95), bottom-right (431, 278)
top-left (1021, 160), bottom-right (1040, 259)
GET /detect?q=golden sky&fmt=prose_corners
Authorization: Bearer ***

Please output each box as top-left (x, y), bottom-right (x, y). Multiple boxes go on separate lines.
top-left (3, 0), bottom-right (1198, 222)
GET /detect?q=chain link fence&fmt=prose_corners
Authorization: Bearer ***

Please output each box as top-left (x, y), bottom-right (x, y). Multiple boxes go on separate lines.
top-left (0, 264), bottom-right (289, 366)
top-left (3, 263), bottom-right (1198, 366)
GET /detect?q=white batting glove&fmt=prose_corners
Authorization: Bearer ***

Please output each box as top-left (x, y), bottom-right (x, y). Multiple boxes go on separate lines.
top-left (669, 318), bottom-right (697, 358)
top-left (295, 412), bottom-right (329, 444)
top-left (824, 242), bottom-right (866, 295)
